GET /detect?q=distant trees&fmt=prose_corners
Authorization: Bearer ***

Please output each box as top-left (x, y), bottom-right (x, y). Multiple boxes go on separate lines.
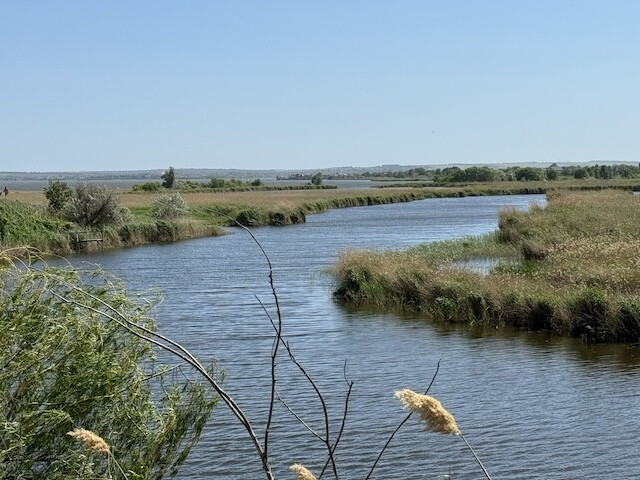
top-left (161, 167), bottom-right (176, 189)
top-left (514, 167), bottom-right (544, 182)
top-left (573, 167), bottom-right (588, 179)
top-left (208, 177), bottom-right (244, 188)
top-left (310, 172), bottom-right (323, 186)
top-left (132, 181), bottom-right (161, 192)
top-left (433, 166), bottom-right (505, 183)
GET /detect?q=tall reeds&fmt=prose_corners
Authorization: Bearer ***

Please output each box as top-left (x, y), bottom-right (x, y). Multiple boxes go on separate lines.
top-left (332, 190), bottom-right (640, 343)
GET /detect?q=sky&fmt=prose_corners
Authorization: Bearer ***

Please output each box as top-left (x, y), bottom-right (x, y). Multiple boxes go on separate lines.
top-left (1, 1), bottom-right (639, 172)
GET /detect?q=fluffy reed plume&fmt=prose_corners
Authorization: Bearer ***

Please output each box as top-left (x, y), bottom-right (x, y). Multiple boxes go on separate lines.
top-left (289, 463), bottom-right (317, 480)
top-left (67, 428), bottom-right (111, 455)
top-left (394, 389), bottom-right (460, 435)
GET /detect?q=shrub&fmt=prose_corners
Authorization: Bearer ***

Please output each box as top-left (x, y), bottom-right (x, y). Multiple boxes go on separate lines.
top-left (311, 172), bottom-right (323, 186)
top-left (0, 258), bottom-right (217, 479)
top-left (43, 180), bottom-right (73, 212)
top-left (150, 192), bottom-right (189, 220)
top-left (64, 183), bottom-right (126, 228)
top-left (131, 181), bottom-right (161, 192)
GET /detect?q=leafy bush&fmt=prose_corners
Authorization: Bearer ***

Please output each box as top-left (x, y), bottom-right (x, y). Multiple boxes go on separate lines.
top-left (64, 183), bottom-right (126, 228)
top-left (131, 182), bottom-right (161, 192)
top-left (0, 258), bottom-right (217, 479)
top-left (150, 192), bottom-right (189, 220)
top-left (43, 180), bottom-right (73, 212)
top-left (0, 200), bottom-right (71, 251)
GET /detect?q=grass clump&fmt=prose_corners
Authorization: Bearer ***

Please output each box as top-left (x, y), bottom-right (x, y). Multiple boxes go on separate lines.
top-left (0, 200), bottom-right (73, 253)
top-left (333, 190), bottom-right (640, 343)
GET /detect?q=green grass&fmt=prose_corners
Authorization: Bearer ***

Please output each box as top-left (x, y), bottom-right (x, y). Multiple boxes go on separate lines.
top-left (0, 199), bottom-right (225, 256)
top-left (332, 190), bottom-right (640, 343)
top-left (0, 200), bottom-right (73, 253)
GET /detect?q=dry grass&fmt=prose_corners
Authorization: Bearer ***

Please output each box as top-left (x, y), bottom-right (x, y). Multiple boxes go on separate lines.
top-left (332, 190), bottom-right (640, 342)
top-left (394, 389), bottom-right (460, 435)
top-left (120, 187), bottom-right (420, 210)
top-left (5, 190), bottom-right (48, 206)
top-left (67, 428), bottom-right (111, 455)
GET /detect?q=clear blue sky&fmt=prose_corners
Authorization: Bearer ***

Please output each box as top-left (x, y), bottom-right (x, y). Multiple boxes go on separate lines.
top-left (1, 1), bottom-right (639, 172)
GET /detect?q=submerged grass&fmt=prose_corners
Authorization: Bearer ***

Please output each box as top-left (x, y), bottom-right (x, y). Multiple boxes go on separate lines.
top-left (332, 190), bottom-right (640, 343)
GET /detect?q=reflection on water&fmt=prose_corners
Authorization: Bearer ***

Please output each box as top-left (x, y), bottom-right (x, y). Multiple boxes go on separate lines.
top-left (54, 195), bottom-right (640, 480)
top-left (400, 313), bottom-right (640, 368)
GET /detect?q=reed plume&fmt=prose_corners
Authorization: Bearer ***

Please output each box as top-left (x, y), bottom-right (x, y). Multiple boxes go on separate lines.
top-left (395, 389), bottom-right (493, 479)
top-left (289, 463), bottom-right (317, 480)
top-left (67, 428), bottom-right (111, 455)
top-left (394, 389), bottom-right (460, 435)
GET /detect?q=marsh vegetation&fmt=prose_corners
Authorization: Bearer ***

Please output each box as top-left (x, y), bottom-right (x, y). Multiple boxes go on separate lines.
top-left (333, 190), bottom-right (640, 343)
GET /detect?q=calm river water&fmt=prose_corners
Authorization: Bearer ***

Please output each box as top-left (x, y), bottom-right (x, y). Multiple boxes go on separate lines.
top-left (62, 195), bottom-right (639, 479)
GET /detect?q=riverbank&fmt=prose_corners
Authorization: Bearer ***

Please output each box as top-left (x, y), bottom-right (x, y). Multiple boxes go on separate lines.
top-left (332, 190), bottom-right (640, 343)
top-left (4, 181), bottom-right (640, 257)
top-left (2, 186), bottom-right (542, 255)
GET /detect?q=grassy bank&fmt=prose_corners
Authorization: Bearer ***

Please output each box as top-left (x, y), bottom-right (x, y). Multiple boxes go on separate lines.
top-left (376, 177), bottom-right (640, 193)
top-left (332, 190), bottom-right (640, 343)
top-left (1, 188), bottom-right (441, 254)
top-left (0, 198), bottom-right (225, 255)
top-left (3, 182), bottom-right (631, 256)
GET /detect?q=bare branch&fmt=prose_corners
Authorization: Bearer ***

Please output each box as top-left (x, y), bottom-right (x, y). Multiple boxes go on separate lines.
top-left (318, 362), bottom-right (353, 480)
top-left (230, 221), bottom-right (282, 461)
top-left (276, 389), bottom-right (323, 441)
top-left (239, 223), bottom-right (341, 479)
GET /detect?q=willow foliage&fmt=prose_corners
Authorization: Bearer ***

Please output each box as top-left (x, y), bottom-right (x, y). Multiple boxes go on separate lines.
top-left (0, 255), bottom-right (217, 479)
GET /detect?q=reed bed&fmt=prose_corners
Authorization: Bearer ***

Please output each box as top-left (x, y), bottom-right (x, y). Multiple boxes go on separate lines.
top-left (332, 190), bottom-right (640, 343)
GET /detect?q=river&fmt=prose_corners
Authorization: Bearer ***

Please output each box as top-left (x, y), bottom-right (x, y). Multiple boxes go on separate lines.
top-left (60, 194), bottom-right (639, 479)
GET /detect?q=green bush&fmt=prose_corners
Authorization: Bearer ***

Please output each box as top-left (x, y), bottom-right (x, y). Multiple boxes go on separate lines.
top-left (64, 183), bottom-right (126, 228)
top-left (150, 192), bottom-right (189, 220)
top-left (0, 259), bottom-right (217, 479)
top-left (132, 182), bottom-right (161, 192)
top-left (43, 180), bottom-right (73, 212)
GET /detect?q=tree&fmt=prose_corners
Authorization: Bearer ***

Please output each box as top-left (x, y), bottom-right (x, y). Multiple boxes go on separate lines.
top-left (310, 172), bottom-right (323, 186)
top-left (573, 167), bottom-right (588, 179)
top-left (600, 165), bottom-right (613, 179)
top-left (161, 167), bottom-right (175, 189)
top-left (208, 178), bottom-right (226, 188)
top-left (151, 192), bottom-right (189, 220)
top-left (0, 258), bottom-right (216, 479)
top-left (515, 167), bottom-right (543, 182)
top-left (545, 167), bottom-right (558, 180)
top-left (64, 183), bottom-right (127, 228)
top-left (43, 180), bottom-right (73, 212)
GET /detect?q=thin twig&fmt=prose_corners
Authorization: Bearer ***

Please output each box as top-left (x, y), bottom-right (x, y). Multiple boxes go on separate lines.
top-left (364, 361), bottom-right (441, 480)
top-left (318, 362), bottom-right (353, 479)
top-left (230, 220), bottom-right (281, 461)
top-left (240, 223), bottom-right (341, 479)
top-left (276, 389), bottom-right (323, 440)
top-left (460, 433), bottom-right (493, 480)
